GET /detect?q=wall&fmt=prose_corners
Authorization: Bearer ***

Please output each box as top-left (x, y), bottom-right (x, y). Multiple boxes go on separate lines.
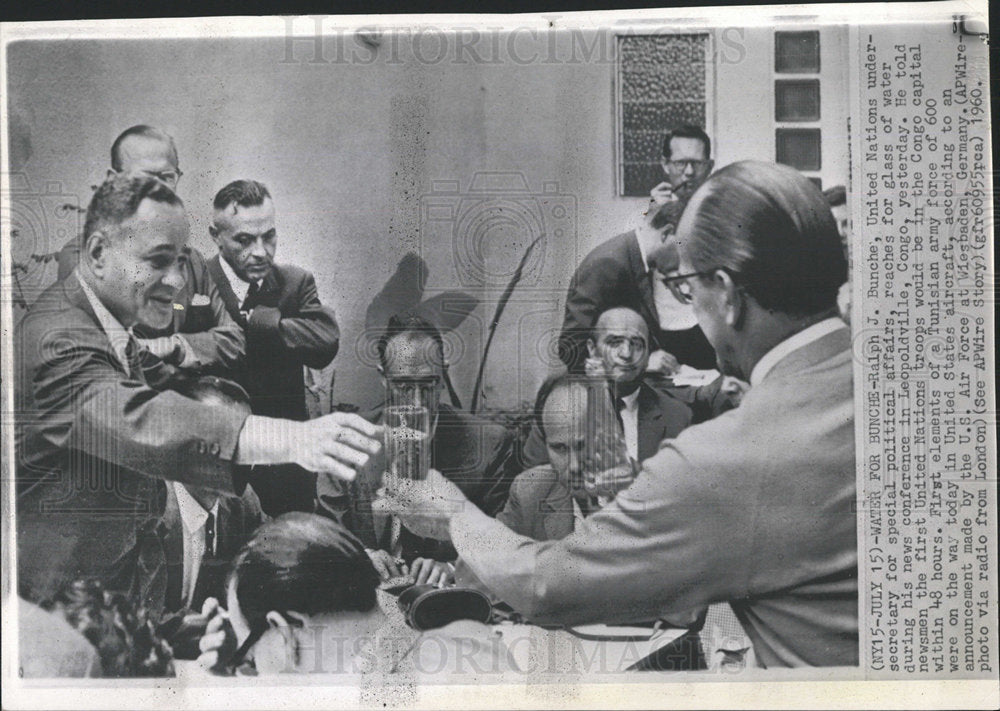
top-left (6, 25), bottom-right (849, 413)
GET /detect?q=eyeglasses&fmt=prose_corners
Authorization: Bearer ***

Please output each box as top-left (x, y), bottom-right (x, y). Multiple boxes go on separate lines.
top-left (664, 159), bottom-right (711, 173)
top-left (659, 270), bottom-right (717, 304)
top-left (145, 169), bottom-right (183, 187)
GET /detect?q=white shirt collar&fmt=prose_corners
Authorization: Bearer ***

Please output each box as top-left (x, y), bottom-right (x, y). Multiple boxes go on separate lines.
top-left (75, 268), bottom-right (132, 371)
top-left (217, 255), bottom-right (260, 305)
top-left (749, 317), bottom-right (847, 386)
top-left (619, 387), bottom-right (640, 411)
top-left (172, 481), bottom-right (219, 534)
top-left (633, 227), bottom-right (657, 273)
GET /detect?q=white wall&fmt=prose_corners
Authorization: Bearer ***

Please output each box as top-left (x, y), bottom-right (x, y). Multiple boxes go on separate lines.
top-left (7, 26), bottom-right (849, 412)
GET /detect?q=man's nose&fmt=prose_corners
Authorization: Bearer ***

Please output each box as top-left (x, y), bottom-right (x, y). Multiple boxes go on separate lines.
top-left (162, 259), bottom-right (186, 291)
top-left (249, 237), bottom-right (269, 259)
top-left (682, 161), bottom-right (696, 176)
top-left (618, 342), bottom-right (635, 361)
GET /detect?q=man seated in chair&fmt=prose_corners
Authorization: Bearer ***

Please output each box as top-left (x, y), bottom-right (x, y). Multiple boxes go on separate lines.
top-left (345, 315), bottom-right (519, 587)
top-left (105, 376), bottom-right (267, 659)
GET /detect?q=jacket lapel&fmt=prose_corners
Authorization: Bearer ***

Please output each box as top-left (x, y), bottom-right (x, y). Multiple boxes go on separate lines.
top-left (207, 255), bottom-right (244, 323)
top-left (636, 383), bottom-right (666, 462)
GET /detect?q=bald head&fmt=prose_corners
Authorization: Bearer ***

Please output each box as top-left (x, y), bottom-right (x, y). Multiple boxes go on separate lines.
top-left (109, 126), bottom-right (180, 190)
top-left (588, 307), bottom-right (650, 391)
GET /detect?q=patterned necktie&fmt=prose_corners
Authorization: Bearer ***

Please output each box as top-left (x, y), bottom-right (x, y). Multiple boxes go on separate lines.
top-left (204, 510), bottom-right (216, 557)
top-left (614, 396), bottom-right (626, 430)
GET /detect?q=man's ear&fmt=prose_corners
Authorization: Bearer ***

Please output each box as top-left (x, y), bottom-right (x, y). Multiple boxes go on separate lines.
top-left (84, 231), bottom-right (110, 276)
top-left (715, 269), bottom-right (745, 329)
top-left (704, 160), bottom-right (716, 175)
top-left (586, 338), bottom-right (597, 358)
top-left (106, 168), bottom-right (118, 181)
top-left (208, 223), bottom-right (220, 243)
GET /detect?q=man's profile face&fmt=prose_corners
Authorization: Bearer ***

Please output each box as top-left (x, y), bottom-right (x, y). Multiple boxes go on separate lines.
top-left (382, 334), bottom-right (445, 418)
top-left (588, 308), bottom-right (650, 388)
top-left (211, 198), bottom-right (277, 283)
top-left (661, 136), bottom-right (713, 202)
top-left (112, 135), bottom-right (181, 190)
top-left (830, 203), bottom-right (850, 254)
top-left (542, 384), bottom-right (589, 497)
top-left (94, 198), bottom-right (190, 329)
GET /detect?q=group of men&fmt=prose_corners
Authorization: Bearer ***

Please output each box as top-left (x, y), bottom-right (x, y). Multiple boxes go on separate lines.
top-left (15, 120), bottom-right (858, 672)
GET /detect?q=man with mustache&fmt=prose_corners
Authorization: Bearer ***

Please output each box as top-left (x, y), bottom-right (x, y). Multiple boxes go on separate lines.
top-left (558, 125), bottom-right (717, 374)
top-left (205, 179), bottom-right (340, 515)
top-left (16, 175), bottom-right (381, 604)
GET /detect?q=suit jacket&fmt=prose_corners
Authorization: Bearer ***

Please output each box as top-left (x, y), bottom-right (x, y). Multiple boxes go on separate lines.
top-left (56, 237), bottom-right (245, 374)
top-left (104, 483), bottom-right (266, 621)
top-left (207, 255), bottom-right (339, 421)
top-left (15, 273), bottom-right (249, 603)
top-left (558, 230), bottom-right (716, 371)
top-left (454, 326), bottom-right (858, 667)
top-left (520, 376), bottom-right (696, 469)
top-left (350, 405), bottom-right (518, 561)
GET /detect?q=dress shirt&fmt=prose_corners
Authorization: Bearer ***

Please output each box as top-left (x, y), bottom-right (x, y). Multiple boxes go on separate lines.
top-left (75, 268), bottom-right (131, 371)
top-left (634, 228), bottom-right (698, 332)
top-left (750, 317), bottom-right (847, 386)
top-left (617, 388), bottom-right (640, 461)
top-left (217, 256), bottom-right (262, 308)
top-left (171, 482), bottom-right (220, 608)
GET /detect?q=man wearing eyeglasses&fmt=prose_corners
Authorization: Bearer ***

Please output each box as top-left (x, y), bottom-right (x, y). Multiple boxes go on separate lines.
top-left (558, 125), bottom-right (717, 376)
top-left (54, 125), bottom-right (244, 376)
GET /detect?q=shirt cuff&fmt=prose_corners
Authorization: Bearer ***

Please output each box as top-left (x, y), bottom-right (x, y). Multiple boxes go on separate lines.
top-left (174, 334), bottom-right (201, 369)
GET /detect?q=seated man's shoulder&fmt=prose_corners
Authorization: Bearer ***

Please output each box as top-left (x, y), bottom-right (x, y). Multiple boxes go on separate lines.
top-left (577, 231), bottom-right (635, 272)
top-left (271, 262), bottom-right (312, 284)
top-left (509, 465), bottom-right (563, 498)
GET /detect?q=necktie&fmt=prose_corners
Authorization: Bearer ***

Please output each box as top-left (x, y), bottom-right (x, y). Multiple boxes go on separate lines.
top-left (241, 281), bottom-right (260, 311)
top-left (614, 396), bottom-right (626, 430)
top-left (204, 510), bottom-right (216, 557)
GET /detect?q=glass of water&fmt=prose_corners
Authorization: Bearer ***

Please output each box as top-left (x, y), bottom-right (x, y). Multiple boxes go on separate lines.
top-left (384, 405), bottom-right (431, 486)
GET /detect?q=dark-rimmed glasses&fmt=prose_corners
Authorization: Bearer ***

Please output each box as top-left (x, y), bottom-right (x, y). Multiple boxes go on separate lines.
top-left (659, 270), bottom-right (716, 304)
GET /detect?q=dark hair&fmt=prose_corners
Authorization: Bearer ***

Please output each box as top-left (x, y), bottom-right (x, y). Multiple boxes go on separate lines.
top-left (678, 160), bottom-right (847, 317)
top-left (172, 375), bottom-right (251, 414)
top-left (661, 125), bottom-right (711, 161)
top-left (376, 314), bottom-right (445, 371)
top-left (213, 179), bottom-right (272, 211)
top-left (230, 513), bottom-right (381, 641)
top-left (46, 578), bottom-right (174, 678)
top-left (83, 174), bottom-right (183, 241)
top-left (110, 125), bottom-right (178, 172)
top-left (823, 184), bottom-right (847, 207)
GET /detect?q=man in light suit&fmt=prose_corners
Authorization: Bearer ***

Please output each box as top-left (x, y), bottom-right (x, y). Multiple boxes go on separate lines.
top-left (558, 125), bottom-right (717, 373)
top-left (15, 175), bottom-right (381, 605)
top-left (381, 161), bottom-right (857, 668)
top-left (55, 125), bottom-right (244, 375)
top-left (205, 179), bottom-right (340, 515)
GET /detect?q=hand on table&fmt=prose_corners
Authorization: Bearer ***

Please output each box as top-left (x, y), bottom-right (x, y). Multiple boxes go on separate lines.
top-left (374, 468), bottom-right (468, 542)
top-left (366, 548), bottom-right (406, 581)
top-left (410, 557), bottom-right (454, 587)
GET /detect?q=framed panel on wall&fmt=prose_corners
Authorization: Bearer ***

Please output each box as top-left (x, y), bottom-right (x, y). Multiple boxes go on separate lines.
top-left (615, 32), bottom-right (715, 197)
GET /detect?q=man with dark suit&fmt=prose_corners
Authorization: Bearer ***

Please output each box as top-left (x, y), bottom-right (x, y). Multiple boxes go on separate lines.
top-left (382, 162), bottom-right (857, 667)
top-left (523, 306), bottom-right (724, 469)
top-left (205, 179), bottom-right (340, 515)
top-left (15, 175), bottom-right (382, 605)
top-left (55, 125), bottom-right (244, 375)
top-left (349, 315), bottom-right (517, 586)
top-left (558, 125), bottom-right (717, 373)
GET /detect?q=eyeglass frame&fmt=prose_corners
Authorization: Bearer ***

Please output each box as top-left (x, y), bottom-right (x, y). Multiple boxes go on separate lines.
top-left (662, 159), bottom-right (712, 173)
top-left (659, 268), bottom-right (729, 304)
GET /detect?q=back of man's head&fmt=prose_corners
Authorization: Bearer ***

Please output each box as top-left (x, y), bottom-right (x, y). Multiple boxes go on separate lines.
top-left (230, 513), bottom-right (380, 637)
top-left (83, 174), bottom-right (183, 243)
top-left (110, 125), bottom-right (178, 172)
top-left (212, 179), bottom-right (271, 213)
top-left (661, 124), bottom-right (711, 160)
top-left (823, 184), bottom-right (847, 208)
top-left (678, 160), bottom-right (846, 317)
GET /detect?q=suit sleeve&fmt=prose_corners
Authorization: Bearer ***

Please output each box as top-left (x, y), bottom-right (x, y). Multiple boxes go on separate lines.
top-left (175, 252), bottom-right (246, 372)
top-left (22, 315), bottom-right (249, 496)
top-left (451, 443), bottom-right (757, 626)
top-left (247, 271), bottom-right (340, 369)
top-left (558, 256), bottom-right (627, 371)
